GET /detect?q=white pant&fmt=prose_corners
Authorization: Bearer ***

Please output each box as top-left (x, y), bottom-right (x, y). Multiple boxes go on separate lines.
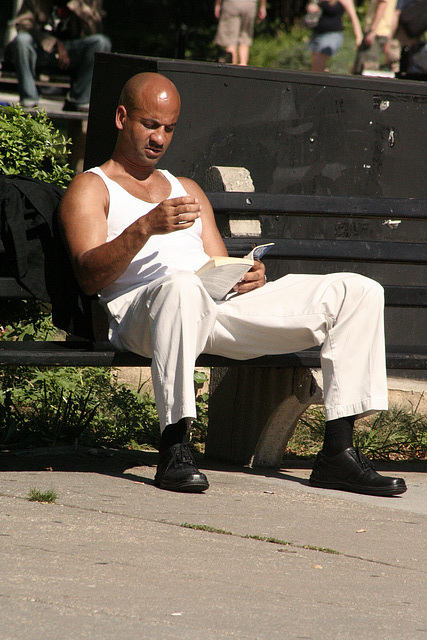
top-left (108, 271), bottom-right (388, 430)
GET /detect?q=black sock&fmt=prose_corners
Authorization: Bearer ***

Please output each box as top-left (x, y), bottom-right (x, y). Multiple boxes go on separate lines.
top-left (322, 416), bottom-right (355, 457)
top-left (159, 418), bottom-right (188, 453)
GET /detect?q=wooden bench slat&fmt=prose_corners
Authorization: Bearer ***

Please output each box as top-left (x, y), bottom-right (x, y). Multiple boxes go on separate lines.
top-left (207, 193), bottom-right (427, 220)
top-left (225, 238), bottom-right (427, 263)
top-left (0, 341), bottom-right (425, 370)
top-left (384, 286), bottom-right (427, 307)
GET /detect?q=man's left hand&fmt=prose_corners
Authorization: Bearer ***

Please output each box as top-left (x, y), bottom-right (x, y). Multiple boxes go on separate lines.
top-left (233, 259), bottom-right (266, 294)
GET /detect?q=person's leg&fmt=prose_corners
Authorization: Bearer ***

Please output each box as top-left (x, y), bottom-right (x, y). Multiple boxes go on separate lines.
top-left (308, 274), bottom-right (404, 494)
top-left (238, 43), bottom-right (250, 65)
top-left (237, 1), bottom-right (256, 65)
top-left (310, 31), bottom-right (343, 72)
top-left (311, 51), bottom-right (329, 72)
top-left (361, 35), bottom-right (385, 70)
top-left (110, 272), bottom-right (217, 491)
top-left (204, 272), bottom-right (405, 496)
top-left (205, 273), bottom-right (388, 416)
top-left (225, 45), bottom-right (238, 64)
top-left (10, 32), bottom-right (39, 105)
top-left (63, 34), bottom-right (111, 109)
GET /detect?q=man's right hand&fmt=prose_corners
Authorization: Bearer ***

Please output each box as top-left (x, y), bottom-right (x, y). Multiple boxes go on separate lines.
top-left (139, 196), bottom-right (201, 235)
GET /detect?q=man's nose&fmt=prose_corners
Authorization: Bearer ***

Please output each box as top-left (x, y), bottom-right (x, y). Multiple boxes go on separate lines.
top-left (150, 127), bottom-right (166, 146)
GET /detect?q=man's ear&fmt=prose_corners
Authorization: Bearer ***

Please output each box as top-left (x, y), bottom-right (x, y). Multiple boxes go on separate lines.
top-left (115, 105), bottom-right (127, 130)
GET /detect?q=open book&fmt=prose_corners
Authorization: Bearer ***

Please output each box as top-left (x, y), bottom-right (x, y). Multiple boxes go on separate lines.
top-left (195, 243), bottom-right (274, 300)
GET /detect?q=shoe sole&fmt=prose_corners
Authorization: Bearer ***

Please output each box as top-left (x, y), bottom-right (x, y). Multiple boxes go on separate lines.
top-left (309, 478), bottom-right (407, 497)
top-left (154, 479), bottom-right (209, 493)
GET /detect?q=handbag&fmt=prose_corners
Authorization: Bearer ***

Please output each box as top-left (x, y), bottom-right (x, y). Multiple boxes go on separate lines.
top-left (302, 1), bottom-right (323, 28)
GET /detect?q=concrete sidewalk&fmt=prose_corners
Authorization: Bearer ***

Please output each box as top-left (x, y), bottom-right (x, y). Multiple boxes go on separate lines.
top-left (1, 447), bottom-right (426, 640)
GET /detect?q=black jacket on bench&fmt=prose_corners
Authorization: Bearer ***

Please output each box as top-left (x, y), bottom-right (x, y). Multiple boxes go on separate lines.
top-left (0, 174), bottom-right (93, 339)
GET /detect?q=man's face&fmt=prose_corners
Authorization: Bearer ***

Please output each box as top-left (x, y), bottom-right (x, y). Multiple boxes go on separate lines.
top-left (119, 86), bottom-right (181, 168)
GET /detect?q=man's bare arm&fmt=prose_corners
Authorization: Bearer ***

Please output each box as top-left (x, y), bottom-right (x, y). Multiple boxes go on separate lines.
top-left (59, 172), bottom-right (202, 296)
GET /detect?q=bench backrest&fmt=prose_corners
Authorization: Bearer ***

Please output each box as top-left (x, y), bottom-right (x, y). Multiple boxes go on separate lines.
top-left (208, 192), bottom-right (427, 349)
top-left (85, 53), bottom-right (427, 199)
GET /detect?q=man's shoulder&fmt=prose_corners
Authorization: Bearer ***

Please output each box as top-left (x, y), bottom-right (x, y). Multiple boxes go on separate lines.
top-left (174, 175), bottom-right (202, 192)
top-left (64, 168), bottom-right (107, 197)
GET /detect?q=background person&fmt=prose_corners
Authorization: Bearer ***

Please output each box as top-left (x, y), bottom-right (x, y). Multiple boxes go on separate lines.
top-left (307, 0), bottom-right (363, 72)
top-left (213, 0), bottom-right (267, 65)
top-left (395, 0), bottom-right (427, 76)
top-left (352, 0), bottom-right (399, 74)
top-left (5, 0), bottom-right (111, 110)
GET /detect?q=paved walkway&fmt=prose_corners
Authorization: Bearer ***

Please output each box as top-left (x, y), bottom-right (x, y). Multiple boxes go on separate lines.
top-left (1, 447), bottom-right (426, 640)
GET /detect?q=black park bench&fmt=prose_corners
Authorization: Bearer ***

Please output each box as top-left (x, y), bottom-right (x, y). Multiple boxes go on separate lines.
top-left (0, 166), bottom-right (426, 467)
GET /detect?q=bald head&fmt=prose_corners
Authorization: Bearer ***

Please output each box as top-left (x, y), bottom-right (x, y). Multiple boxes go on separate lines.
top-left (113, 72), bottom-right (181, 168)
top-left (118, 72), bottom-right (181, 115)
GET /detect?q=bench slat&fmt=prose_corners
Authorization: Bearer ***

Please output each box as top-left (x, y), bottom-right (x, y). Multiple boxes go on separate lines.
top-left (225, 238), bottom-right (427, 263)
top-left (207, 192), bottom-right (427, 220)
top-left (0, 341), bottom-right (425, 370)
top-left (384, 286), bottom-right (427, 307)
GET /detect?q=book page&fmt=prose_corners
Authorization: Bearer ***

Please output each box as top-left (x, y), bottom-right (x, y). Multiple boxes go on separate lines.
top-left (198, 262), bottom-right (253, 300)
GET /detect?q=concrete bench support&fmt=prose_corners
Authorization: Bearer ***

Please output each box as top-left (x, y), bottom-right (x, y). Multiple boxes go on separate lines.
top-left (205, 365), bottom-right (320, 467)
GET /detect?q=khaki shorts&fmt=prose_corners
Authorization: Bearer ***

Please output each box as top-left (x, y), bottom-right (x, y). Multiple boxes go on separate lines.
top-left (214, 0), bottom-right (257, 48)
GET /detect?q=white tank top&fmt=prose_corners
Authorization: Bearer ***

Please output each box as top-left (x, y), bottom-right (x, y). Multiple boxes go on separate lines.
top-left (86, 167), bottom-right (210, 306)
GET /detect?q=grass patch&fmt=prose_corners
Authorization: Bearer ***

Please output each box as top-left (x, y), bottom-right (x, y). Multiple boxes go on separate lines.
top-left (181, 522), bottom-right (233, 535)
top-left (28, 487), bottom-right (58, 503)
top-left (286, 404), bottom-right (427, 461)
top-left (354, 406), bottom-right (427, 461)
top-left (244, 533), bottom-right (291, 545)
top-left (244, 534), bottom-right (339, 555)
top-left (181, 522), bottom-right (340, 556)
top-left (302, 544), bottom-right (340, 555)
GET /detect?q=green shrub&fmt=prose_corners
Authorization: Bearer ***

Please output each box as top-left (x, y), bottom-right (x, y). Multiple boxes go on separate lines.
top-left (0, 364), bottom-right (210, 452)
top-left (250, 25), bottom-right (311, 71)
top-left (0, 104), bottom-right (73, 187)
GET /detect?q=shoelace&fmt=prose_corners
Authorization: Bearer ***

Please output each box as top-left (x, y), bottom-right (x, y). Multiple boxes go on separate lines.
top-left (175, 443), bottom-right (196, 466)
top-left (355, 447), bottom-right (376, 471)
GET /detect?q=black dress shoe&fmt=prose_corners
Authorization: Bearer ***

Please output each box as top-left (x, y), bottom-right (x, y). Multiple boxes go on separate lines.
top-left (309, 446), bottom-right (407, 496)
top-left (154, 441), bottom-right (209, 493)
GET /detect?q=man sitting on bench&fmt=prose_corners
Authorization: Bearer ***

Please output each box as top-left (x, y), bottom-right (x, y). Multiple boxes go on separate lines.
top-left (58, 72), bottom-right (406, 497)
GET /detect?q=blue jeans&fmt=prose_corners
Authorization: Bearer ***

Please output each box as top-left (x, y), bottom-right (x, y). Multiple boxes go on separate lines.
top-left (10, 31), bottom-right (111, 105)
top-left (308, 31), bottom-right (344, 57)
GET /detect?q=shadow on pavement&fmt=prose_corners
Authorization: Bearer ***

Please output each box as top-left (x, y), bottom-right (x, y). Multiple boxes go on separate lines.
top-left (1, 445), bottom-right (424, 488)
